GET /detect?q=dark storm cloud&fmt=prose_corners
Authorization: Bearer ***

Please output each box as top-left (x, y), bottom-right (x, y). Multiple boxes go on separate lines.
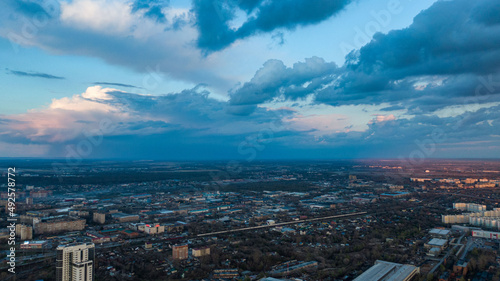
top-left (192, 0), bottom-right (352, 52)
top-left (7, 69), bottom-right (65, 79)
top-left (317, 0), bottom-right (500, 110)
top-left (0, 85), bottom-right (297, 157)
top-left (228, 57), bottom-right (339, 114)
top-left (229, 0), bottom-right (500, 113)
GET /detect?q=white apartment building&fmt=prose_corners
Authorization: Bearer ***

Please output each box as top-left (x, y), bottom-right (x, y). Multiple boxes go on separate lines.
top-left (56, 242), bottom-right (95, 281)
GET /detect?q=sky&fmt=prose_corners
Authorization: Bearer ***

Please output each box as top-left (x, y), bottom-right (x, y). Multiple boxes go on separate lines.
top-left (0, 0), bottom-right (500, 161)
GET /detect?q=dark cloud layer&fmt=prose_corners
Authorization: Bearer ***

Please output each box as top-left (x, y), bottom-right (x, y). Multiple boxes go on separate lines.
top-left (229, 57), bottom-right (339, 114)
top-left (7, 69), bottom-right (65, 79)
top-left (319, 0), bottom-right (500, 111)
top-left (93, 82), bottom-right (141, 89)
top-left (229, 0), bottom-right (500, 114)
top-left (193, 0), bottom-right (352, 52)
top-left (2, 83), bottom-right (500, 159)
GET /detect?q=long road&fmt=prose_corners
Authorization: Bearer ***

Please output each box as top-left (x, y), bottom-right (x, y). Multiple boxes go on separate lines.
top-left (196, 211), bottom-right (368, 237)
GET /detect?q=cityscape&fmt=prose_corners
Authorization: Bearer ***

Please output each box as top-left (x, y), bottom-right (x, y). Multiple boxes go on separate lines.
top-left (1, 159), bottom-right (500, 280)
top-left (1, 0), bottom-right (500, 280)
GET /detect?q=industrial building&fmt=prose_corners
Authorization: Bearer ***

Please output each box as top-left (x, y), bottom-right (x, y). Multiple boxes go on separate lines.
top-left (111, 212), bottom-right (139, 222)
top-left (472, 230), bottom-right (500, 240)
top-left (425, 238), bottom-right (448, 250)
top-left (20, 240), bottom-right (48, 250)
top-left (429, 228), bottom-right (450, 238)
top-left (269, 260), bottom-right (318, 276)
top-left (56, 242), bottom-right (95, 281)
top-left (354, 260), bottom-right (419, 281)
top-left (380, 192), bottom-right (410, 199)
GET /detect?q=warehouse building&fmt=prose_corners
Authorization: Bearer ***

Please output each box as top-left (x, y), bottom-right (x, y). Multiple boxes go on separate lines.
top-left (354, 260), bottom-right (419, 281)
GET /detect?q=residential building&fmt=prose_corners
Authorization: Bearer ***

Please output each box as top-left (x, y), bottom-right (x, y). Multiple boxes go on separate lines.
top-left (172, 244), bottom-right (188, 260)
top-left (56, 242), bottom-right (95, 281)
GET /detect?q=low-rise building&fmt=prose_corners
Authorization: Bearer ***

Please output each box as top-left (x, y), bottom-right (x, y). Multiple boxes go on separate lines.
top-left (429, 228), bottom-right (450, 238)
top-left (144, 224), bottom-right (165, 235)
top-left (425, 238), bottom-right (448, 250)
top-left (20, 240), bottom-right (48, 249)
top-left (472, 230), bottom-right (500, 240)
top-left (354, 260), bottom-right (419, 281)
top-left (111, 212), bottom-right (139, 222)
top-left (213, 269), bottom-right (238, 279)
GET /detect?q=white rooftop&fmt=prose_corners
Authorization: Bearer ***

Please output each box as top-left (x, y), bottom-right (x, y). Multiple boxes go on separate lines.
top-left (354, 260), bottom-right (418, 281)
top-left (429, 229), bottom-right (450, 236)
top-left (427, 238), bottom-right (448, 247)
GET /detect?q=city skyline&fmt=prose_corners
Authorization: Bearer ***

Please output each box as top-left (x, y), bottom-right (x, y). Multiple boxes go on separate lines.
top-left (1, 0), bottom-right (500, 160)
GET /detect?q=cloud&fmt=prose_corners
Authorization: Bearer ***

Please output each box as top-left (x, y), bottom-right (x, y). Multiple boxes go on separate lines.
top-left (369, 114), bottom-right (396, 124)
top-left (2, 85), bottom-right (500, 159)
top-left (7, 69), bottom-right (65, 79)
top-left (286, 113), bottom-right (351, 136)
top-left (60, 0), bottom-right (135, 34)
top-left (0, 0), bottom-right (229, 89)
top-left (0, 85), bottom-right (294, 147)
top-left (192, 0), bottom-right (352, 52)
top-left (300, 103), bottom-right (500, 158)
top-left (131, 0), bottom-right (168, 23)
top-left (228, 0), bottom-right (500, 114)
top-left (228, 57), bottom-right (339, 113)
top-left (93, 82), bottom-right (141, 89)
top-left (317, 0), bottom-right (500, 111)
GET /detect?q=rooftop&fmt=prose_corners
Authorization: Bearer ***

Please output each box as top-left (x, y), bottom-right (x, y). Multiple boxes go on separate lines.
top-left (427, 238), bottom-right (448, 247)
top-left (354, 260), bottom-right (418, 281)
top-left (429, 229), bottom-right (450, 236)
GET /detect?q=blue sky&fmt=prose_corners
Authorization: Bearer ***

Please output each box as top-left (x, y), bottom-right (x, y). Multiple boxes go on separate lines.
top-left (1, 0), bottom-right (499, 160)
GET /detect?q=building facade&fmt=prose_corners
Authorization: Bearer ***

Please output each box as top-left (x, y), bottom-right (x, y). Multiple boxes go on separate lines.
top-left (192, 246), bottom-right (210, 257)
top-left (93, 213), bottom-right (106, 224)
top-left (35, 219), bottom-right (86, 234)
top-left (56, 242), bottom-right (95, 281)
top-left (173, 244), bottom-right (188, 260)
top-left (15, 224), bottom-right (33, 240)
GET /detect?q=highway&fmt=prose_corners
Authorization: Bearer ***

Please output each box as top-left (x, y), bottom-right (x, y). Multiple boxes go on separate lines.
top-left (196, 211), bottom-right (368, 237)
